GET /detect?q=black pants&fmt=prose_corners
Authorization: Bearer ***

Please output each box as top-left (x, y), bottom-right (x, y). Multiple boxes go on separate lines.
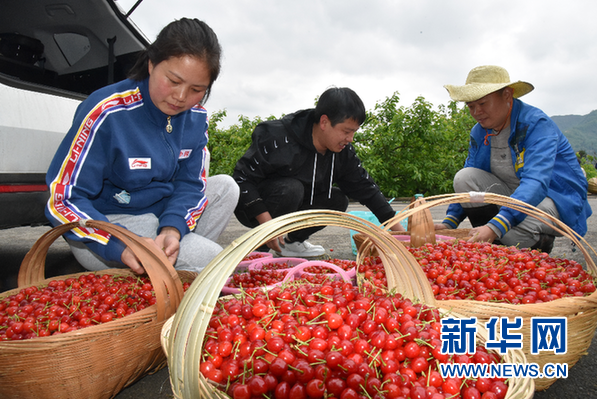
top-left (235, 178), bottom-right (349, 243)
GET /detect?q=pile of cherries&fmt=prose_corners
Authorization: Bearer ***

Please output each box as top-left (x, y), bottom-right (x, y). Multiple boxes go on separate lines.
top-left (0, 273), bottom-right (191, 341)
top-left (227, 259), bottom-right (358, 290)
top-left (259, 262), bottom-right (296, 271)
top-left (302, 259), bottom-right (357, 274)
top-left (300, 274), bottom-right (348, 285)
top-left (358, 240), bottom-right (596, 303)
top-left (243, 253), bottom-right (272, 262)
top-left (227, 270), bottom-right (289, 289)
top-left (202, 281), bottom-right (509, 399)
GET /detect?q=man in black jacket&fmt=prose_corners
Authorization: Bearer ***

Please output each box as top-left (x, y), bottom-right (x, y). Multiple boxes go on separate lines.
top-left (233, 87), bottom-right (404, 257)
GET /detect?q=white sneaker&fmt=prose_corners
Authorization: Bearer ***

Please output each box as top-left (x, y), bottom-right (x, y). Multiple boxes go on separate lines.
top-left (277, 240), bottom-right (325, 257)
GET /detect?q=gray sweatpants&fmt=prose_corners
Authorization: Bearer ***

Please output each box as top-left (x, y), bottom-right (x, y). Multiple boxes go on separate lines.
top-left (453, 167), bottom-right (561, 248)
top-left (67, 174), bottom-right (239, 274)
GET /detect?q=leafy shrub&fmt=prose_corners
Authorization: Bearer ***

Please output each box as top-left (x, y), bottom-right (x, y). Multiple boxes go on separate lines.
top-left (207, 110), bottom-right (278, 176)
top-left (578, 152), bottom-right (597, 180)
top-left (353, 92), bottom-right (474, 197)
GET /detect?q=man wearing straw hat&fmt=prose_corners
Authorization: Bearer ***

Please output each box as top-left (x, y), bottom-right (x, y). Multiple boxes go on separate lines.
top-left (435, 65), bottom-right (591, 253)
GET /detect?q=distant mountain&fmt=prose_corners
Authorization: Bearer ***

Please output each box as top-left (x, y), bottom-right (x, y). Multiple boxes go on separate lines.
top-left (551, 110), bottom-right (597, 156)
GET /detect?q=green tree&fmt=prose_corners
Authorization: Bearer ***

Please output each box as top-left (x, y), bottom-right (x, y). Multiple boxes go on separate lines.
top-left (207, 111), bottom-right (276, 176)
top-left (353, 92), bottom-right (473, 197)
top-left (577, 152), bottom-right (597, 179)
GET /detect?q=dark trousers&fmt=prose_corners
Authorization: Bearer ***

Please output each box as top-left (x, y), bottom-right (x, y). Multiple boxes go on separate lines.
top-left (235, 178), bottom-right (349, 243)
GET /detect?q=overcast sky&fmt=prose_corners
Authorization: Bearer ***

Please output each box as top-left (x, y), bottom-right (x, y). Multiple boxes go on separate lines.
top-left (118, 0), bottom-right (597, 127)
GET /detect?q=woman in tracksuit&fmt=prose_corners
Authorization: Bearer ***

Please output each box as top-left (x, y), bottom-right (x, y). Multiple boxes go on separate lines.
top-left (45, 18), bottom-right (239, 274)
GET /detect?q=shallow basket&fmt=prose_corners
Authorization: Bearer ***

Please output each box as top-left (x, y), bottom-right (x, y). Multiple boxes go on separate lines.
top-left (248, 256), bottom-right (307, 271)
top-left (220, 257), bottom-right (307, 295)
top-left (281, 260), bottom-right (352, 283)
top-left (161, 209), bottom-right (533, 399)
top-left (0, 220), bottom-right (194, 399)
top-left (366, 192), bottom-right (597, 391)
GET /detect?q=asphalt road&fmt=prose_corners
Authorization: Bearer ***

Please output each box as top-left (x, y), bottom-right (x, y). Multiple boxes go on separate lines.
top-left (1, 197), bottom-right (596, 398)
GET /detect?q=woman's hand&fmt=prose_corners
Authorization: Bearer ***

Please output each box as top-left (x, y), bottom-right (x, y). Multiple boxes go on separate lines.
top-left (120, 227), bottom-right (181, 273)
top-left (155, 227), bottom-right (181, 265)
top-left (120, 236), bottom-right (162, 274)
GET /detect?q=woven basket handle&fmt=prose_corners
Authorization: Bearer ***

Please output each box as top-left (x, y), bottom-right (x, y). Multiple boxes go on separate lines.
top-left (407, 197), bottom-right (436, 247)
top-left (17, 220), bottom-right (184, 321)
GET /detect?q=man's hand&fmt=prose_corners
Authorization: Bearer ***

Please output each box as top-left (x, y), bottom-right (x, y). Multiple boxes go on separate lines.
top-left (467, 225), bottom-right (498, 243)
top-left (389, 221), bottom-right (406, 232)
top-left (434, 223), bottom-right (449, 230)
top-left (255, 211), bottom-right (285, 253)
top-left (266, 236), bottom-right (286, 253)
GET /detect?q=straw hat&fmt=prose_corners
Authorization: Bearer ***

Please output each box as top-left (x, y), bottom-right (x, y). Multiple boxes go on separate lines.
top-left (444, 65), bottom-right (534, 102)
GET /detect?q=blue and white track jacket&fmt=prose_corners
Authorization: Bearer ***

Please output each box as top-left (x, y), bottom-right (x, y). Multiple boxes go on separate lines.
top-left (443, 99), bottom-right (592, 237)
top-left (46, 78), bottom-right (209, 263)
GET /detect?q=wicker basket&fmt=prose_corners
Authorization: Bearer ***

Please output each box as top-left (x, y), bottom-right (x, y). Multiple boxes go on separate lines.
top-left (161, 209), bottom-right (534, 399)
top-left (365, 192), bottom-right (597, 391)
top-left (0, 220), bottom-right (195, 399)
top-left (588, 177), bottom-right (597, 194)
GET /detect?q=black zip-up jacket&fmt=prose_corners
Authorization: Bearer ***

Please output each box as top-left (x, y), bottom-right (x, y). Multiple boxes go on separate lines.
top-left (233, 109), bottom-right (396, 223)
